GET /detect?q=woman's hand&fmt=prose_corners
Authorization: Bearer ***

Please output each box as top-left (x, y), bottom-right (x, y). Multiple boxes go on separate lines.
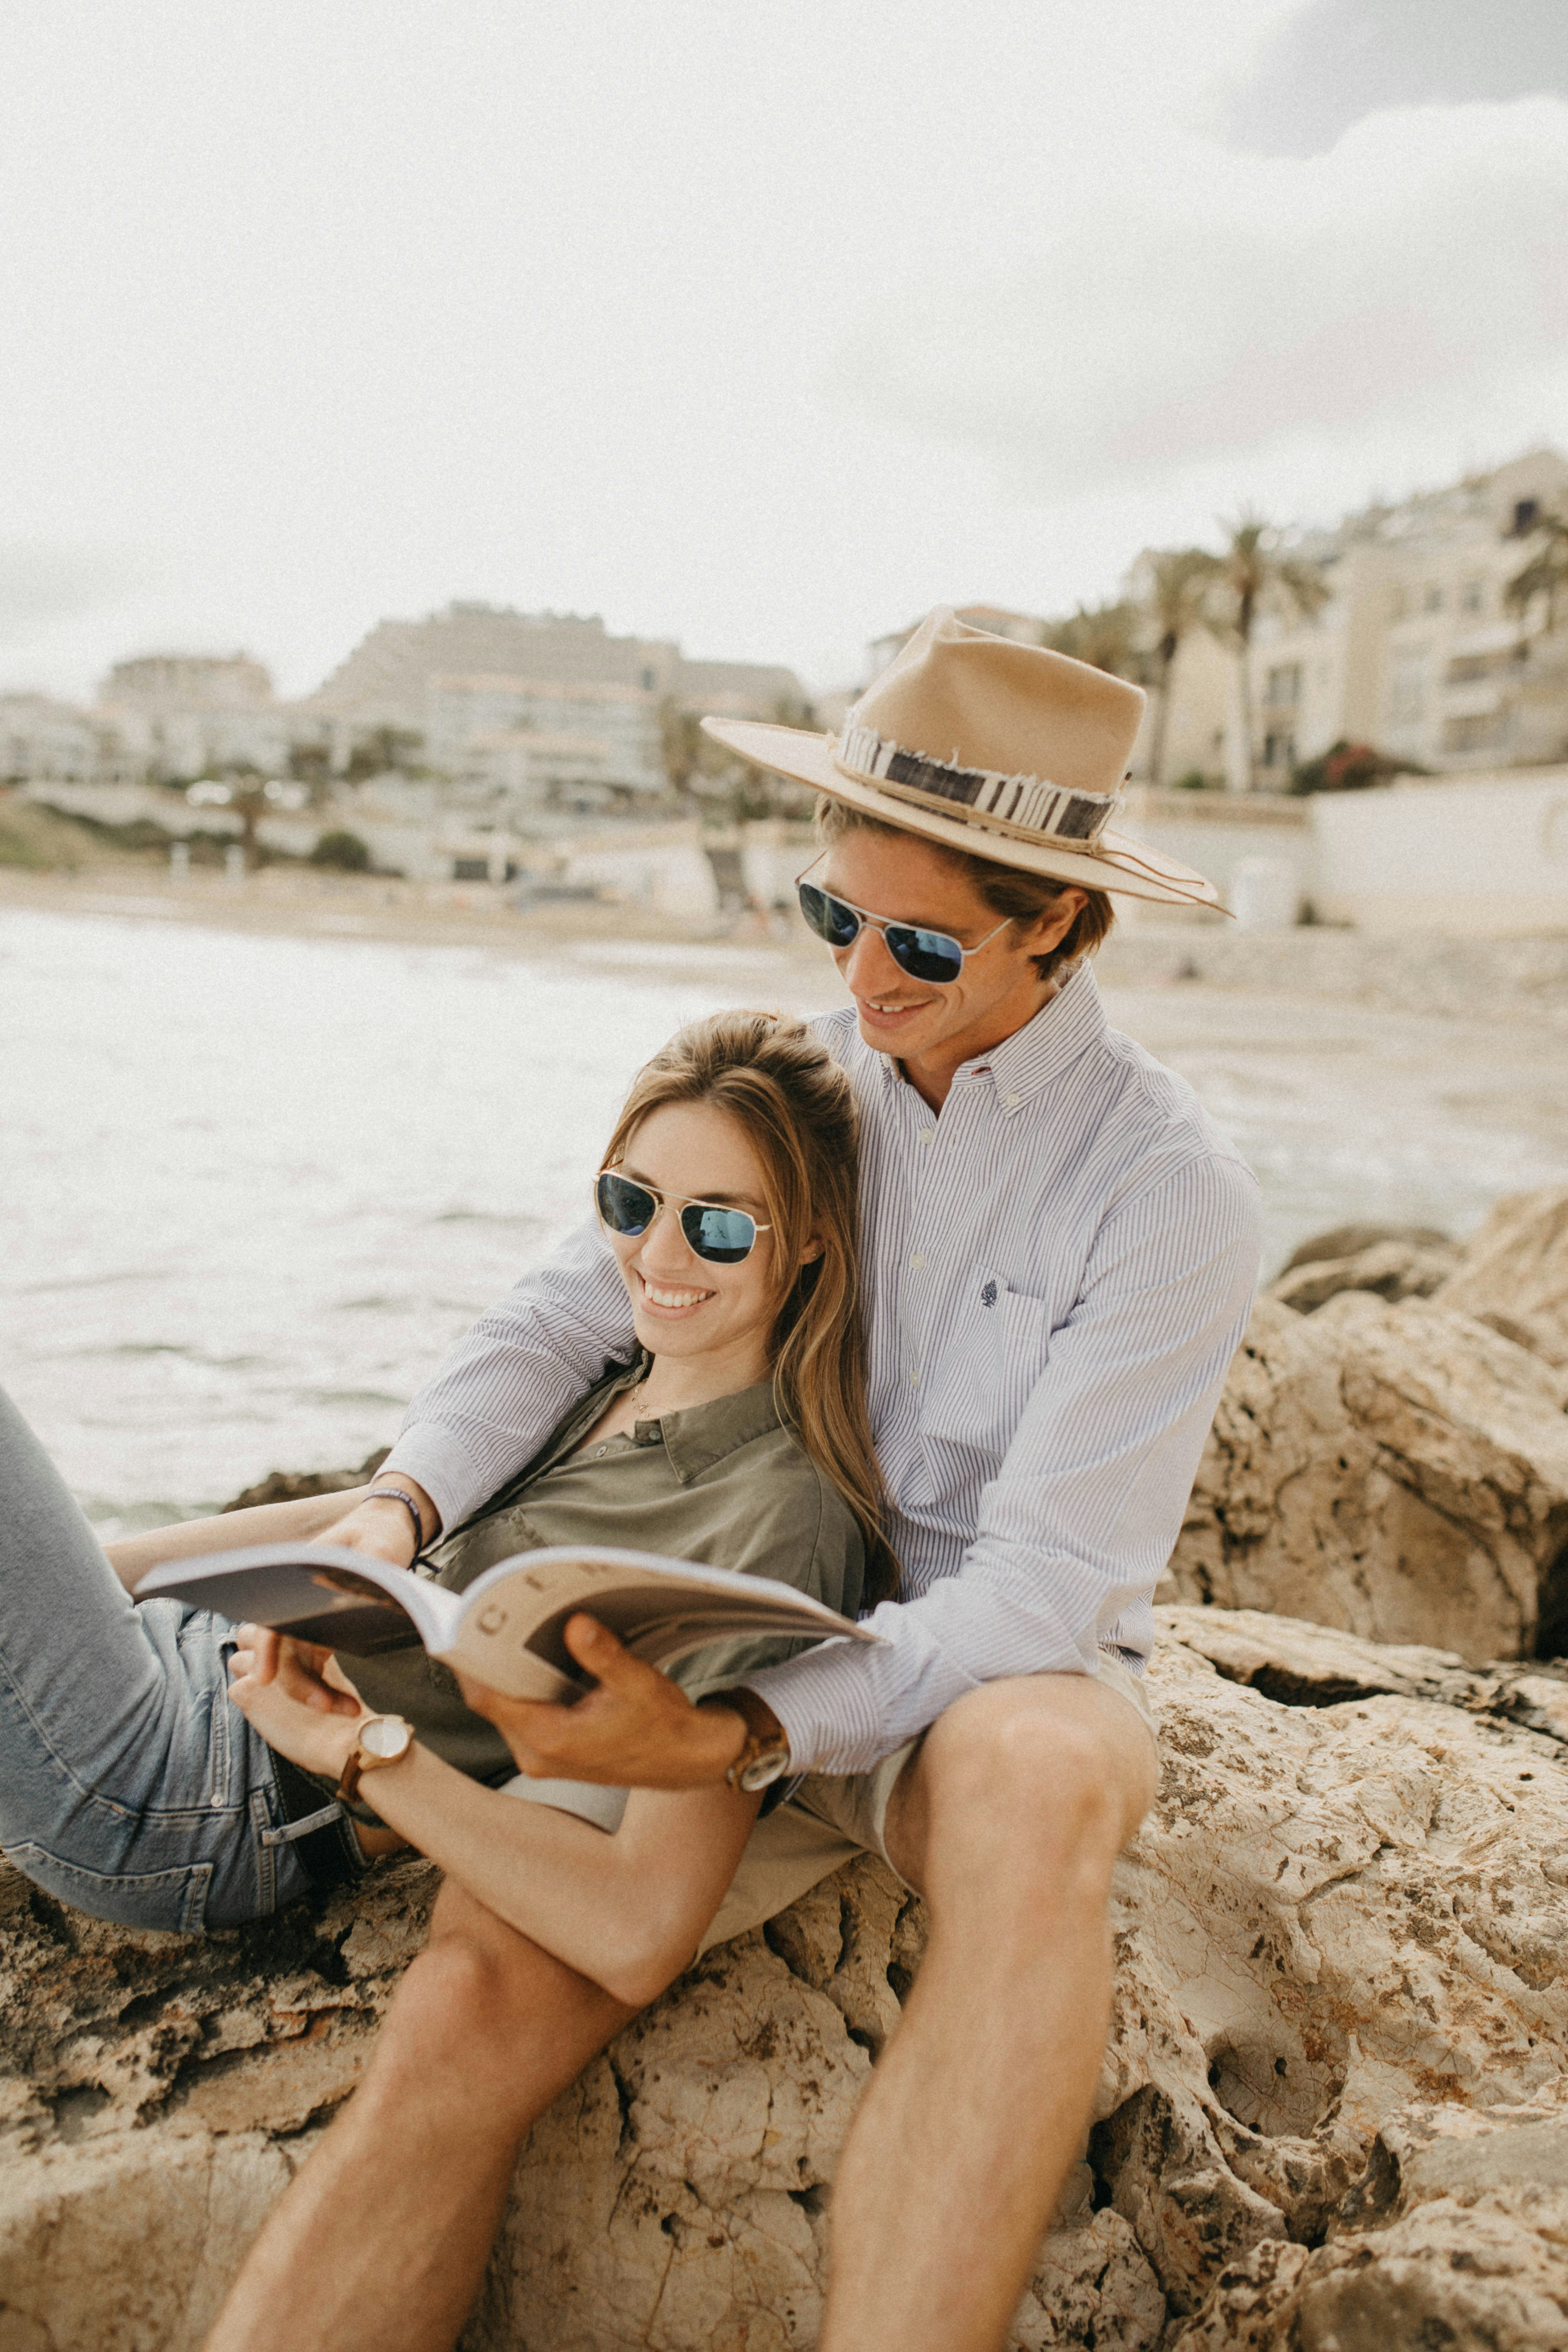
top-left (317, 1479), bottom-right (439, 1570)
top-left (237, 1625), bottom-right (364, 1716)
top-left (233, 1476), bottom-right (439, 1713)
top-left (456, 1614), bottom-right (749, 1789)
top-left (228, 1631), bottom-right (366, 1778)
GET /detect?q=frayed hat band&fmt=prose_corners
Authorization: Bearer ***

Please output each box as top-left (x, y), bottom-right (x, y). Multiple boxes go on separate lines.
top-left (830, 727), bottom-right (1213, 908)
top-left (834, 724), bottom-right (1123, 847)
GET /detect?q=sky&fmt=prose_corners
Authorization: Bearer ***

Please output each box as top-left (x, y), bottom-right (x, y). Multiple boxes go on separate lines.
top-left (1, 0), bottom-right (1565, 702)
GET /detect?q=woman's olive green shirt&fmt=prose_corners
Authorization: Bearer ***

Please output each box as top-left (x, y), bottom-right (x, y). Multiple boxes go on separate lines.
top-left (342, 1356), bottom-right (866, 1790)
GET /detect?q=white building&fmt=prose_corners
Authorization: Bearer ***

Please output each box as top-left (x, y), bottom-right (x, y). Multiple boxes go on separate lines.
top-left (1244, 449), bottom-right (1568, 784)
top-left (0, 693), bottom-right (126, 786)
top-left (303, 604), bottom-right (804, 808)
top-left (95, 651), bottom-right (312, 781)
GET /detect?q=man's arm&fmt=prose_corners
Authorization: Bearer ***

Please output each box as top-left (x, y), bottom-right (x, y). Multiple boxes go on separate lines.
top-left (743, 1149), bottom-right (1264, 1777)
top-left (373, 1215), bottom-right (637, 1540)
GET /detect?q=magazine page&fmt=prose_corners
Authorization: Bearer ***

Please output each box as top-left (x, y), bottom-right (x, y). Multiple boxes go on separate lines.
top-left (132, 1543), bottom-right (462, 1657)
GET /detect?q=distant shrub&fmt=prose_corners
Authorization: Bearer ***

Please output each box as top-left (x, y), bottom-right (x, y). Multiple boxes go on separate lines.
top-left (310, 828), bottom-right (372, 872)
top-left (1289, 740), bottom-right (1422, 796)
top-left (1169, 768), bottom-right (1220, 792)
top-left (0, 797), bottom-right (90, 870)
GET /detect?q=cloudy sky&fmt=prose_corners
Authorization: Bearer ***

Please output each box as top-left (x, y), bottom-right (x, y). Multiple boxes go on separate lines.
top-left (1, 0), bottom-right (1565, 700)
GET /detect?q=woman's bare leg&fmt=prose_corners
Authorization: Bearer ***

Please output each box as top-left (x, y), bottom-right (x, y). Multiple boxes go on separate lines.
top-left (205, 1878), bottom-right (636, 2352)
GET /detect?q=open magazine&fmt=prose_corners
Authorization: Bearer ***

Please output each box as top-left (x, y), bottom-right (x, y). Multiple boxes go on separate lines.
top-left (133, 1542), bottom-right (880, 1703)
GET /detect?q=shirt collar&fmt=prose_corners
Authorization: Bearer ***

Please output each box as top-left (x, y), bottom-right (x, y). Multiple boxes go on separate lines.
top-left (642, 1377), bottom-right (782, 1483)
top-left (868, 957), bottom-right (1107, 1113)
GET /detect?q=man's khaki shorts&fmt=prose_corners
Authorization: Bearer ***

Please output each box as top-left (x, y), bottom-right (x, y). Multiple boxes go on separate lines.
top-left (696, 1649), bottom-right (1157, 1956)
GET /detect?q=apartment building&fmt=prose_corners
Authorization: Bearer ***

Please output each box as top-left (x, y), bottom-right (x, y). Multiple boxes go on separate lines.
top-left (96, 652), bottom-right (307, 781)
top-left (1246, 448), bottom-right (1568, 784)
top-left (304, 603), bottom-right (804, 811)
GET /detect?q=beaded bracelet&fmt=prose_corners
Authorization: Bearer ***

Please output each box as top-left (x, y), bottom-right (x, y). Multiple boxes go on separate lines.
top-left (365, 1484), bottom-right (426, 1558)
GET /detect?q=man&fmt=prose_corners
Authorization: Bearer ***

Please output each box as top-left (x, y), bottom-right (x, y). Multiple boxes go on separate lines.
top-left (210, 609), bottom-right (1261, 2352)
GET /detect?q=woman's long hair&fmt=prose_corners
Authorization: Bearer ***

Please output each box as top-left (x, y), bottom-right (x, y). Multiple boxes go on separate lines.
top-left (601, 1009), bottom-right (898, 1605)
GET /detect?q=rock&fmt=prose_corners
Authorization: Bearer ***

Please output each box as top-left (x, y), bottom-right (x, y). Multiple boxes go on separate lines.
top-left (4, 1608), bottom-right (1568, 2350)
top-left (1166, 1291), bottom-right (1568, 1661)
top-left (221, 1446), bottom-right (389, 1512)
top-left (1435, 1185), bottom-right (1568, 1371)
top-left (1267, 1237), bottom-right (1460, 1315)
top-left (1170, 2101), bottom-right (1568, 2349)
top-left (1280, 1221), bottom-right (1451, 1276)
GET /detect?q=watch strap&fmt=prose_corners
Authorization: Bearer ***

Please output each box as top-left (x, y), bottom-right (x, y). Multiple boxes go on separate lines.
top-left (719, 1687), bottom-right (791, 1792)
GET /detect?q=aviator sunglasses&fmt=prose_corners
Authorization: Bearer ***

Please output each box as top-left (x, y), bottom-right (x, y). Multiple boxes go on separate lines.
top-left (595, 1171), bottom-right (771, 1264)
top-left (796, 862), bottom-right (1011, 985)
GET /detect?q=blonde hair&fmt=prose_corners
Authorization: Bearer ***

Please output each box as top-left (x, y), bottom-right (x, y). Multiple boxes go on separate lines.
top-left (815, 798), bottom-right (1114, 983)
top-left (602, 1009), bottom-right (897, 1605)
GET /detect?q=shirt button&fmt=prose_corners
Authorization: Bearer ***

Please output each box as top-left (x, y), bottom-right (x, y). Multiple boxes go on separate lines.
top-left (919, 1127), bottom-right (935, 1144)
top-left (908, 1368), bottom-right (921, 1387)
top-left (593, 1444), bottom-right (608, 1457)
top-left (1003, 1091), bottom-right (1021, 1109)
top-left (910, 1251), bottom-right (926, 1271)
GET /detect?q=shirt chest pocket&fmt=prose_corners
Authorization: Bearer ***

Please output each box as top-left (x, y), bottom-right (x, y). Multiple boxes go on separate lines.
top-left (917, 1266), bottom-right (1055, 1464)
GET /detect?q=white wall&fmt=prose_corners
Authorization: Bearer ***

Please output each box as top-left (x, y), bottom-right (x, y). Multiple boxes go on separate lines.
top-left (1115, 788), bottom-right (1312, 926)
top-left (1310, 767), bottom-right (1568, 934)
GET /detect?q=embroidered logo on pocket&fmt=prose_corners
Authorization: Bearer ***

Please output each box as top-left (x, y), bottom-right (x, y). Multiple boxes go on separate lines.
top-left (980, 1279), bottom-right (998, 1308)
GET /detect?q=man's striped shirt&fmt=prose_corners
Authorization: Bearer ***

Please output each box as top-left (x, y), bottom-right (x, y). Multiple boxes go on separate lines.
top-left (382, 962), bottom-right (1262, 1776)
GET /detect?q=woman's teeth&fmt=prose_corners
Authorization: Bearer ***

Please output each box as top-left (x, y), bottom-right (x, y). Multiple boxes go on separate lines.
top-left (643, 1279), bottom-right (713, 1308)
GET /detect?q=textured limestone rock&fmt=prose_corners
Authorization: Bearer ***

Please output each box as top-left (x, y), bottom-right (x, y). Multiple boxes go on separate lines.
top-left (4, 1609), bottom-right (1567, 2351)
top-left (1279, 1222), bottom-right (1454, 1276)
top-left (1166, 1290), bottom-right (1568, 1660)
top-left (1434, 1184), bottom-right (1568, 1371)
top-left (1169, 2102), bottom-right (1568, 2349)
top-left (1267, 1236), bottom-right (1459, 1316)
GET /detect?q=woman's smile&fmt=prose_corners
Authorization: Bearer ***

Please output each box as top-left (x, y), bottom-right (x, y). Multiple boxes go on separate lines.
top-left (635, 1270), bottom-right (718, 1316)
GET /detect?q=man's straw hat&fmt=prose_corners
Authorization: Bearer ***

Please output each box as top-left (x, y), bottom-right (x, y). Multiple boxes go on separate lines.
top-left (702, 606), bottom-right (1220, 910)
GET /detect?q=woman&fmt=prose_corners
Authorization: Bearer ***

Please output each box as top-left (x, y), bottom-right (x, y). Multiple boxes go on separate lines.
top-left (0, 1010), bottom-right (891, 2004)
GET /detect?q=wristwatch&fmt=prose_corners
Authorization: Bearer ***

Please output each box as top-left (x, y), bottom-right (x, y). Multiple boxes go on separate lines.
top-left (335, 1713), bottom-right (415, 1803)
top-left (719, 1687), bottom-right (792, 1794)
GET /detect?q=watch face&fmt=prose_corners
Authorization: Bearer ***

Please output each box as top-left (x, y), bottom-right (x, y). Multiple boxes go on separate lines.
top-left (360, 1715), bottom-right (411, 1761)
top-left (738, 1743), bottom-right (790, 1792)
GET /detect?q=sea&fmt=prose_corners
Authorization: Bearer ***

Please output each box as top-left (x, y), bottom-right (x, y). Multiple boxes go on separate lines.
top-left (4, 904), bottom-right (1567, 1533)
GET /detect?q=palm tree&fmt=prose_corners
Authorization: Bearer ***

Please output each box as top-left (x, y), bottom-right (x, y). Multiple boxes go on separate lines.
top-left (1206, 513), bottom-right (1330, 790)
top-left (1505, 512), bottom-right (1568, 637)
top-left (1141, 548), bottom-right (1220, 787)
top-left (1044, 599), bottom-right (1142, 679)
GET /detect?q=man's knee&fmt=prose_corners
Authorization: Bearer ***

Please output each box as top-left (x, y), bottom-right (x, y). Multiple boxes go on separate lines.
top-left (898, 1675), bottom-right (1157, 1891)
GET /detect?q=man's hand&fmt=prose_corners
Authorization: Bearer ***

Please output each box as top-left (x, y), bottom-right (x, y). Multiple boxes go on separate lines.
top-left (456, 1615), bottom-right (750, 1789)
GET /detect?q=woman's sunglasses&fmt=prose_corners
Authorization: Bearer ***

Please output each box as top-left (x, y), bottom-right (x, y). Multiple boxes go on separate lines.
top-left (796, 873), bottom-right (1011, 985)
top-left (595, 1171), bottom-right (770, 1264)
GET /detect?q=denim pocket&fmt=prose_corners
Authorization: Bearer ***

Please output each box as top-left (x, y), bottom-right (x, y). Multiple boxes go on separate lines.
top-left (6, 1842), bottom-right (213, 1934)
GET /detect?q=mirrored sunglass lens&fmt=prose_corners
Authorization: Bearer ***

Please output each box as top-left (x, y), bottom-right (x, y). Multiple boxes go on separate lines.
top-left (681, 1204), bottom-right (757, 1262)
top-left (597, 1173), bottom-right (656, 1233)
top-left (886, 925), bottom-right (965, 983)
top-left (798, 884), bottom-right (860, 948)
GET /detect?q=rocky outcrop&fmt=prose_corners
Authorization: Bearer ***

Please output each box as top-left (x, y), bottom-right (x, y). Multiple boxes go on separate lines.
top-left (4, 1607), bottom-right (1567, 2351)
top-left (221, 1446), bottom-right (388, 1512)
top-left (1165, 1289), bottom-right (1568, 1661)
top-left (1433, 1185), bottom-right (1568, 1371)
top-left (1268, 1236), bottom-right (1459, 1316)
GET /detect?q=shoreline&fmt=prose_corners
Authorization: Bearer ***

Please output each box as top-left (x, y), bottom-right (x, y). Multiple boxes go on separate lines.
top-left (5, 864), bottom-right (1568, 1023)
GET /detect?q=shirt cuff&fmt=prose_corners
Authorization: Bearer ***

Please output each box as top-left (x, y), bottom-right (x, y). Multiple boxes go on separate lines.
top-left (741, 1641), bottom-right (899, 1780)
top-left (375, 1426), bottom-right (491, 1541)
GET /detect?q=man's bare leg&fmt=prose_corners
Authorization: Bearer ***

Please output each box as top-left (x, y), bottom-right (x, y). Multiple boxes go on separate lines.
top-left (205, 1878), bottom-right (636, 2352)
top-left (819, 1674), bottom-right (1158, 2352)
